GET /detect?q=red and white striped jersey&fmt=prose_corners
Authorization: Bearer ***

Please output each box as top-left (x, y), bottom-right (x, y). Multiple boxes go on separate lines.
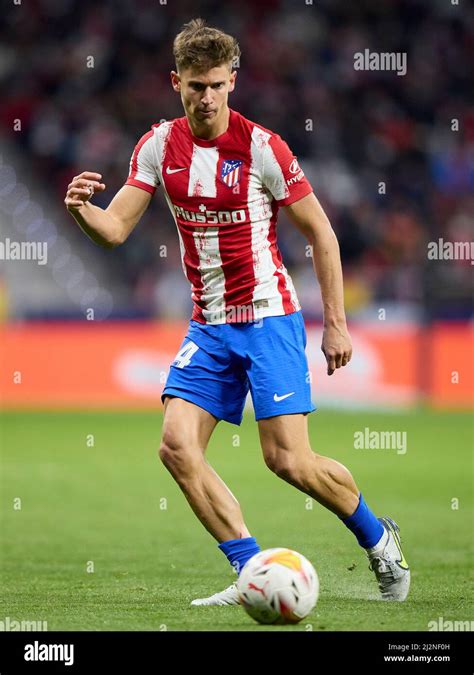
top-left (125, 108), bottom-right (313, 324)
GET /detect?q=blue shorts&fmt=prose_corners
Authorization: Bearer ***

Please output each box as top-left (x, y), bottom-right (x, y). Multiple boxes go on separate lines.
top-left (162, 311), bottom-right (316, 425)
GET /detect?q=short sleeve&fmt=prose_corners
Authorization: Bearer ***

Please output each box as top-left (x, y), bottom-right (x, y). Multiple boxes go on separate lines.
top-left (262, 134), bottom-right (313, 206)
top-left (125, 129), bottom-right (159, 195)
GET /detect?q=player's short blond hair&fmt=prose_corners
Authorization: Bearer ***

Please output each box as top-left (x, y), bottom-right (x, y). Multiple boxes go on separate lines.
top-left (173, 18), bottom-right (240, 73)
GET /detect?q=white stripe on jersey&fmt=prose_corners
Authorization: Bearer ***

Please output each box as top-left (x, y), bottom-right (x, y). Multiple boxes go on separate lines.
top-left (192, 227), bottom-right (227, 323)
top-left (248, 126), bottom-right (284, 318)
top-left (188, 145), bottom-right (219, 198)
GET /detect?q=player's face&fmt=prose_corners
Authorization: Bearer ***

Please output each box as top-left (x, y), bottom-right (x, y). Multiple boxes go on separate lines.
top-left (171, 65), bottom-right (237, 131)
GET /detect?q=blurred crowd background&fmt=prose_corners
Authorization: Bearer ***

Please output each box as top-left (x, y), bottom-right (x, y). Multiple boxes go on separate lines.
top-left (0, 0), bottom-right (472, 321)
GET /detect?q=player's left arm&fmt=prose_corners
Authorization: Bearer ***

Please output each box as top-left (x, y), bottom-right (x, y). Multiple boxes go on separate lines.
top-left (283, 192), bottom-right (352, 376)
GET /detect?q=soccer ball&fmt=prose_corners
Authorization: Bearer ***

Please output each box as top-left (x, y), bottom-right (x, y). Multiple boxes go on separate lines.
top-left (237, 548), bottom-right (319, 625)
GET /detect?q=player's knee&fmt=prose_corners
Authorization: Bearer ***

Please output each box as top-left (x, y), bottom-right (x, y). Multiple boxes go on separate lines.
top-left (264, 448), bottom-right (299, 482)
top-left (158, 436), bottom-right (201, 480)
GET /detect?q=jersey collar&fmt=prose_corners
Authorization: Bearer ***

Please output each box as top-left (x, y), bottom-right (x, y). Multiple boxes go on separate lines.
top-left (187, 108), bottom-right (235, 147)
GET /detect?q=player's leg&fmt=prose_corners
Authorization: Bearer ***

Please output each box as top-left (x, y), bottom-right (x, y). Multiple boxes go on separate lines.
top-left (258, 413), bottom-right (359, 517)
top-left (159, 396), bottom-right (259, 605)
top-left (159, 396), bottom-right (250, 543)
top-left (159, 322), bottom-right (262, 605)
top-left (244, 311), bottom-right (409, 601)
top-left (258, 413), bottom-right (410, 601)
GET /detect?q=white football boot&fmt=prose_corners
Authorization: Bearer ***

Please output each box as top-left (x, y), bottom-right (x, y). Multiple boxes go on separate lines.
top-left (367, 517), bottom-right (410, 601)
top-left (190, 583), bottom-right (240, 606)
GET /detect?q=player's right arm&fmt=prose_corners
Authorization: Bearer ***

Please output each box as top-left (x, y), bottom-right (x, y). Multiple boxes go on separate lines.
top-left (65, 172), bottom-right (152, 249)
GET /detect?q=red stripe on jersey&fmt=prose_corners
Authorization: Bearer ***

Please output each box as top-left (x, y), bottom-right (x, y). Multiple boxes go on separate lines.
top-left (267, 202), bottom-right (294, 313)
top-left (129, 130), bottom-right (154, 181)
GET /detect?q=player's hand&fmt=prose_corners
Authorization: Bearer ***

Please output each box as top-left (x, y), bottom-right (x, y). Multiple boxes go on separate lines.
top-left (65, 172), bottom-right (106, 211)
top-left (321, 324), bottom-right (352, 376)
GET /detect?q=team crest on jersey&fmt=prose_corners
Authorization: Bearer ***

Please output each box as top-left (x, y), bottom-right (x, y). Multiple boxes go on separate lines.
top-left (221, 160), bottom-right (243, 188)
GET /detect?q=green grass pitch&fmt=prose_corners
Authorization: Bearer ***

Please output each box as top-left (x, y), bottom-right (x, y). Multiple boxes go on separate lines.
top-left (0, 409), bottom-right (472, 631)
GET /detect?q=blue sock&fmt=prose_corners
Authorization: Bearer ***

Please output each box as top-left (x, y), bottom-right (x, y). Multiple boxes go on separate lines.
top-left (340, 494), bottom-right (384, 549)
top-left (218, 536), bottom-right (261, 575)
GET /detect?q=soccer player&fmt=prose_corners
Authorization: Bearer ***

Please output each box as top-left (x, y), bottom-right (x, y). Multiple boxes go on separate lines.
top-left (65, 19), bottom-right (410, 605)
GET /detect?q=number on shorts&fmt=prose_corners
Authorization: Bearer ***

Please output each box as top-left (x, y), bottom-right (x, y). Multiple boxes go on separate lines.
top-left (172, 340), bottom-right (199, 369)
